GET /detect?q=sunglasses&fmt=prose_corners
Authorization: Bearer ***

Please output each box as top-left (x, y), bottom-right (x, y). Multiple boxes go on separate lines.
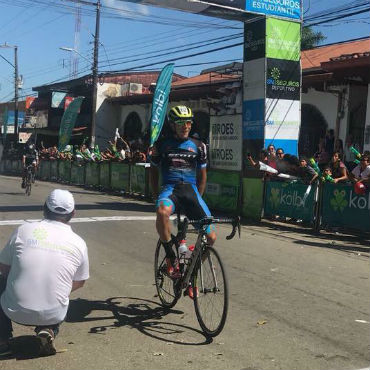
top-left (277, 152), bottom-right (284, 155)
top-left (175, 120), bottom-right (192, 126)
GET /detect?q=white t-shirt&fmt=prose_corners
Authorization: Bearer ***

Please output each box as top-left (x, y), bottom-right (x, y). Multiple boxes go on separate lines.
top-left (0, 219), bottom-right (89, 326)
top-left (351, 164), bottom-right (370, 180)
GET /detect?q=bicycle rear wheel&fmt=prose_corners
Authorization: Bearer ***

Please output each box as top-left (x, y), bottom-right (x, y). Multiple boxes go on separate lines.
top-left (192, 246), bottom-right (229, 337)
top-left (25, 174), bottom-right (32, 196)
top-left (154, 240), bottom-right (179, 308)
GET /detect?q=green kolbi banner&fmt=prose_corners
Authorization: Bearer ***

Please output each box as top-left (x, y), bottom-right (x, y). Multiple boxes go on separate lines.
top-left (58, 160), bottom-right (71, 182)
top-left (71, 163), bottom-right (85, 185)
top-left (242, 178), bottom-right (263, 220)
top-left (85, 162), bottom-right (100, 187)
top-left (99, 162), bottom-right (110, 188)
top-left (131, 165), bottom-right (146, 195)
top-left (321, 183), bottom-right (370, 232)
top-left (264, 181), bottom-right (317, 222)
top-left (110, 162), bottom-right (130, 191)
top-left (203, 170), bottom-right (240, 212)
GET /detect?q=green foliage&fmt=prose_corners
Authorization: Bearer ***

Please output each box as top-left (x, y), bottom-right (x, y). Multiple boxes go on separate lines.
top-left (301, 27), bottom-right (326, 50)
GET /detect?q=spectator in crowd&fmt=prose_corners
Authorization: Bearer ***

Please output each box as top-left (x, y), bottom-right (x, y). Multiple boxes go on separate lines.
top-left (325, 129), bottom-right (335, 158)
top-left (334, 138), bottom-right (344, 159)
top-left (329, 151), bottom-right (348, 183)
top-left (48, 145), bottom-right (59, 160)
top-left (314, 137), bottom-right (330, 169)
top-left (321, 166), bottom-right (334, 182)
top-left (0, 189), bottom-right (89, 357)
top-left (350, 154), bottom-right (370, 185)
top-left (343, 134), bottom-right (360, 171)
top-left (267, 144), bottom-right (276, 158)
top-left (297, 156), bottom-right (318, 185)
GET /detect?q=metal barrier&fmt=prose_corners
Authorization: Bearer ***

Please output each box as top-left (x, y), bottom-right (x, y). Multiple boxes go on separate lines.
top-left (1, 159), bottom-right (368, 233)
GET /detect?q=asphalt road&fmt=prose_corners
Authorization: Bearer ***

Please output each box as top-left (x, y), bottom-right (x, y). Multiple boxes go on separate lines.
top-left (0, 175), bottom-right (369, 370)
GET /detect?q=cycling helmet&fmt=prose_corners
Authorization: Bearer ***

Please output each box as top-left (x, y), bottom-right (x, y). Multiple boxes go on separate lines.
top-left (168, 105), bottom-right (193, 122)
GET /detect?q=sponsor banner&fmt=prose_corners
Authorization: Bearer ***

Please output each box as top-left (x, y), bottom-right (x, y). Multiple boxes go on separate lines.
top-left (243, 99), bottom-right (265, 139)
top-left (64, 96), bottom-right (75, 111)
top-left (85, 162), bottom-right (100, 186)
top-left (99, 162), bottom-right (110, 188)
top-left (131, 165), bottom-right (146, 194)
top-left (265, 98), bottom-right (300, 139)
top-left (51, 92), bottom-right (67, 108)
top-left (25, 96), bottom-right (36, 109)
top-left (244, 19), bottom-right (265, 62)
top-left (58, 96), bottom-right (84, 151)
top-left (264, 181), bottom-right (316, 222)
top-left (150, 63), bottom-right (174, 146)
top-left (322, 183), bottom-right (370, 232)
top-left (203, 170), bottom-right (240, 212)
top-left (209, 114), bottom-right (242, 171)
top-left (266, 58), bottom-right (300, 100)
top-left (110, 162), bottom-right (130, 190)
top-left (266, 17), bottom-right (300, 61)
top-left (243, 59), bottom-right (265, 101)
top-left (242, 177), bottom-right (263, 219)
top-left (246, 0), bottom-right (301, 20)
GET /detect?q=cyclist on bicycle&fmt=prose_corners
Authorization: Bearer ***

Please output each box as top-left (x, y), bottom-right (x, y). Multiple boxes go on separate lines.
top-left (21, 143), bottom-right (39, 189)
top-left (149, 105), bottom-right (216, 297)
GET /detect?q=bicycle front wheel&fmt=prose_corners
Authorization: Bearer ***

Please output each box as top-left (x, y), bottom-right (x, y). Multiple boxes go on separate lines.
top-left (25, 176), bottom-right (32, 196)
top-left (154, 240), bottom-right (179, 308)
top-left (192, 246), bottom-right (229, 337)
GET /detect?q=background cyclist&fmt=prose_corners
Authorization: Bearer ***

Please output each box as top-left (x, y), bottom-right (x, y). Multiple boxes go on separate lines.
top-left (21, 142), bottom-right (39, 188)
top-left (149, 105), bottom-right (216, 296)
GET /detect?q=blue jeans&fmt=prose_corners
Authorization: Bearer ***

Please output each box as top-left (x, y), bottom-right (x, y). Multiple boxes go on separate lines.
top-left (0, 277), bottom-right (60, 341)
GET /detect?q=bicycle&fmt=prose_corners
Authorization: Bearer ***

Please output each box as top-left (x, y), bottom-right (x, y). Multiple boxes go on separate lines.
top-left (24, 165), bottom-right (34, 196)
top-left (154, 213), bottom-right (240, 337)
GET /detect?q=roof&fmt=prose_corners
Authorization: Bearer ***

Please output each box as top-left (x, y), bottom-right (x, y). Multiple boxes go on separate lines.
top-left (171, 72), bottom-right (239, 88)
top-left (302, 37), bottom-right (370, 71)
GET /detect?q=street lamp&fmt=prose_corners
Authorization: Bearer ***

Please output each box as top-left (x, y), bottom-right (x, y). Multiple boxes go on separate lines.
top-left (59, 47), bottom-right (90, 63)
top-left (0, 43), bottom-right (19, 138)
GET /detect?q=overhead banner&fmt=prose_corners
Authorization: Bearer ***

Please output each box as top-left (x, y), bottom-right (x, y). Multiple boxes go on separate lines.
top-left (244, 18), bottom-right (265, 62)
top-left (209, 114), bottom-right (242, 171)
top-left (58, 96), bottom-right (84, 151)
top-left (122, 0), bottom-right (301, 20)
top-left (246, 0), bottom-right (301, 20)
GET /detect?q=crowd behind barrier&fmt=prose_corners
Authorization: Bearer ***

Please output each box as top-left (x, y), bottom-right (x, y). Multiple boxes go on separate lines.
top-left (1, 156), bottom-right (369, 233)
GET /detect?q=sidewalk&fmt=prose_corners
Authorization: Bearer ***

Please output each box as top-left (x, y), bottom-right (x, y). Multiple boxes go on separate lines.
top-left (242, 218), bottom-right (370, 258)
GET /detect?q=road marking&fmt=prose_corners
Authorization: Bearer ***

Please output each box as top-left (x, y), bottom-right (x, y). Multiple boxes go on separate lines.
top-left (0, 215), bottom-right (164, 226)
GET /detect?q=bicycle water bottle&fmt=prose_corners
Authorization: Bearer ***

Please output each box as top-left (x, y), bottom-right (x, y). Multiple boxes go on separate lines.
top-left (178, 240), bottom-right (188, 265)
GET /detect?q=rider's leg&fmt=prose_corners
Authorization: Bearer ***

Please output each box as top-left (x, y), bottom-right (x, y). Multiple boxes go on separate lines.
top-left (205, 225), bottom-right (217, 246)
top-left (156, 202), bottom-right (173, 244)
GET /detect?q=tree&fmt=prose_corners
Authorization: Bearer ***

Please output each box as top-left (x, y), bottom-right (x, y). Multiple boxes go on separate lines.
top-left (301, 27), bottom-right (326, 50)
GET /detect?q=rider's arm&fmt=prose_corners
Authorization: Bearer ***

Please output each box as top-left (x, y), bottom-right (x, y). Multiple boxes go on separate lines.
top-left (197, 167), bottom-right (207, 196)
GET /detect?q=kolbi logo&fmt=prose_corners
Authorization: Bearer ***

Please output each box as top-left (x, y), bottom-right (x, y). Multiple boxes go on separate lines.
top-left (330, 189), bottom-right (347, 212)
top-left (330, 188), bottom-right (370, 212)
top-left (269, 187), bottom-right (307, 209)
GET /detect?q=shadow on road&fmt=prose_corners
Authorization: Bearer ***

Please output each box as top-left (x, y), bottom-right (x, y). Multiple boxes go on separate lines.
top-left (66, 297), bottom-right (212, 345)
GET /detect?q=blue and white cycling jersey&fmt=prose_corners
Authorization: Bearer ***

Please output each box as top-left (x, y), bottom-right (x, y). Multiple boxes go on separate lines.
top-left (150, 137), bottom-right (207, 185)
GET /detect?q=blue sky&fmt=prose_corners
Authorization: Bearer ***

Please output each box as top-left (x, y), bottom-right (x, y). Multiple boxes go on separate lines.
top-left (0, 0), bottom-right (369, 103)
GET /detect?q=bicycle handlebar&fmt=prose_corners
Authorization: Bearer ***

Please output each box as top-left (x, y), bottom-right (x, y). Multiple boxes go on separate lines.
top-left (180, 216), bottom-right (241, 240)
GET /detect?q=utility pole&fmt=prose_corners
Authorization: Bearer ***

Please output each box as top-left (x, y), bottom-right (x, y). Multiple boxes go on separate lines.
top-left (14, 46), bottom-right (19, 138)
top-left (0, 43), bottom-right (19, 139)
top-left (90, 0), bottom-right (100, 148)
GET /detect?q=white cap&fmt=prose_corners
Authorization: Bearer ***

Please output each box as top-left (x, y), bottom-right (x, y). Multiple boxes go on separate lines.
top-left (46, 189), bottom-right (75, 214)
